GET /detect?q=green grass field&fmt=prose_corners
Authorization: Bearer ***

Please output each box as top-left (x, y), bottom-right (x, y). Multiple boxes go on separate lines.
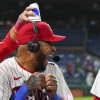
top-left (74, 96), bottom-right (93, 100)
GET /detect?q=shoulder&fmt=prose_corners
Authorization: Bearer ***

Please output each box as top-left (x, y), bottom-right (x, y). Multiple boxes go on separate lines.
top-left (48, 61), bottom-right (56, 65)
top-left (0, 57), bottom-right (15, 64)
top-left (0, 57), bottom-right (15, 71)
top-left (48, 61), bottom-right (58, 67)
top-left (47, 61), bottom-right (60, 71)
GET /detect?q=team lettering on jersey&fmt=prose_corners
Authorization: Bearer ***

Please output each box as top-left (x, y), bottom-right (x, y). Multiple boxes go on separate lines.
top-left (12, 86), bottom-right (48, 100)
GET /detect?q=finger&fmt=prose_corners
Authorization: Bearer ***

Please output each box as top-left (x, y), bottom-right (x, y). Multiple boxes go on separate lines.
top-left (45, 76), bottom-right (57, 83)
top-left (19, 13), bottom-right (31, 23)
top-left (46, 79), bottom-right (57, 84)
top-left (33, 72), bottom-right (40, 75)
top-left (19, 7), bottom-right (36, 22)
top-left (46, 85), bottom-right (57, 91)
top-left (45, 73), bottom-right (52, 78)
top-left (25, 6), bottom-right (34, 11)
top-left (20, 17), bottom-right (31, 23)
top-left (39, 73), bottom-right (45, 78)
top-left (39, 74), bottom-right (45, 81)
top-left (23, 11), bottom-right (35, 23)
top-left (47, 91), bottom-right (56, 97)
top-left (45, 81), bottom-right (57, 90)
top-left (32, 85), bottom-right (41, 90)
top-left (45, 73), bottom-right (56, 79)
top-left (25, 10), bottom-right (36, 16)
top-left (38, 74), bottom-right (45, 88)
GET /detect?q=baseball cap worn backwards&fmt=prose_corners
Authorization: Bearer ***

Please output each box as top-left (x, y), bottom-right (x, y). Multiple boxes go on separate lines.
top-left (17, 21), bottom-right (66, 45)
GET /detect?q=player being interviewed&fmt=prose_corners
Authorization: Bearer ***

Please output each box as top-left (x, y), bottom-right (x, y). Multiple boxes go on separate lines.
top-left (0, 19), bottom-right (73, 100)
top-left (0, 5), bottom-right (36, 62)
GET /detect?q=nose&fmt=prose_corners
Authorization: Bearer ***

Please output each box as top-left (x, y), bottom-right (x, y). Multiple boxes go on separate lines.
top-left (52, 46), bottom-right (56, 52)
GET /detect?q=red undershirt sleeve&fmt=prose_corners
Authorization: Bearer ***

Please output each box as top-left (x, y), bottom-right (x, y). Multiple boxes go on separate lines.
top-left (0, 33), bottom-right (18, 62)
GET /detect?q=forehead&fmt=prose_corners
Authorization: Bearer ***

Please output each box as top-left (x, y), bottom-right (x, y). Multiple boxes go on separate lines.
top-left (39, 41), bottom-right (53, 45)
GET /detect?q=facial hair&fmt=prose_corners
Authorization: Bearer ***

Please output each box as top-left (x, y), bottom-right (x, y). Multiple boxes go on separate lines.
top-left (35, 51), bottom-right (47, 72)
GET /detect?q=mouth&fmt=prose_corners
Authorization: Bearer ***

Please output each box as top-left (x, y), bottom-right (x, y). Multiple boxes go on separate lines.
top-left (51, 51), bottom-right (55, 55)
top-left (45, 51), bottom-right (55, 59)
top-left (47, 52), bottom-right (54, 58)
top-left (47, 55), bottom-right (53, 58)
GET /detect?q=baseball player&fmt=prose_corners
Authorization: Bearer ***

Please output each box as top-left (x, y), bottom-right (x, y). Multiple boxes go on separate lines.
top-left (0, 22), bottom-right (73, 100)
top-left (90, 69), bottom-right (100, 100)
top-left (0, 5), bottom-right (35, 62)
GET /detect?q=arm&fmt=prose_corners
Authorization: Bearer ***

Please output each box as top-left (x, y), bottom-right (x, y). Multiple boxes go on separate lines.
top-left (12, 84), bottom-right (29, 100)
top-left (44, 73), bottom-right (63, 100)
top-left (12, 72), bottom-right (45, 100)
top-left (13, 72), bottom-right (62, 100)
top-left (50, 94), bottom-right (62, 100)
top-left (47, 63), bottom-right (73, 100)
top-left (0, 6), bottom-right (35, 62)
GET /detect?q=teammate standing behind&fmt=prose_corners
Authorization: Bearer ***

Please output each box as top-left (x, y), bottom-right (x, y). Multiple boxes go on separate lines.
top-left (91, 69), bottom-right (100, 100)
top-left (0, 22), bottom-right (73, 100)
top-left (0, 6), bottom-right (36, 62)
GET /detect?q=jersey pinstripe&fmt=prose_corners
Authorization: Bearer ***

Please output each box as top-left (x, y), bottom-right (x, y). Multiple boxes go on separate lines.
top-left (91, 69), bottom-right (100, 98)
top-left (0, 57), bottom-right (73, 100)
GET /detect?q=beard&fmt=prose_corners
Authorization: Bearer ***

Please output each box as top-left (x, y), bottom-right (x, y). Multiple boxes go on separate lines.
top-left (34, 51), bottom-right (47, 72)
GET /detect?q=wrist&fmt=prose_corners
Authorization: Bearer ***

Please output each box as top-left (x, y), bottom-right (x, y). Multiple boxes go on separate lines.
top-left (13, 83), bottom-right (29, 100)
top-left (18, 83), bottom-right (29, 94)
top-left (49, 94), bottom-right (62, 100)
top-left (13, 18), bottom-right (23, 33)
top-left (24, 80), bottom-right (33, 90)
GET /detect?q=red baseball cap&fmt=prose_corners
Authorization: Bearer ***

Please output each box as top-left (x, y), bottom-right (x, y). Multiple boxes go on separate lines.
top-left (17, 21), bottom-right (66, 45)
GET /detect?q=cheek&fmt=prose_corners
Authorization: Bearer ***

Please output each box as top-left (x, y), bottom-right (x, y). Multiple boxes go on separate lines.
top-left (44, 48), bottom-right (49, 53)
top-left (43, 47), bottom-right (50, 54)
top-left (40, 43), bottom-right (51, 55)
top-left (25, 53), bottom-right (34, 61)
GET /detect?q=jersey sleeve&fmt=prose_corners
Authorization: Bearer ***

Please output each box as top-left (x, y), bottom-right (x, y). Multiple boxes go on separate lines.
top-left (93, 96), bottom-right (100, 100)
top-left (0, 64), bottom-right (12, 100)
top-left (0, 33), bottom-right (18, 62)
top-left (90, 69), bottom-right (100, 98)
top-left (47, 62), bottom-right (73, 100)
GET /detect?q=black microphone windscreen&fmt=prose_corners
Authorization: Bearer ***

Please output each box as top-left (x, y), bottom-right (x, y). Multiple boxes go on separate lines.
top-left (53, 56), bottom-right (60, 62)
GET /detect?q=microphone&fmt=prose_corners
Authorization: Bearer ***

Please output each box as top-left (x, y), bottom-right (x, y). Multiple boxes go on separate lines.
top-left (53, 56), bottom-right (60, 62)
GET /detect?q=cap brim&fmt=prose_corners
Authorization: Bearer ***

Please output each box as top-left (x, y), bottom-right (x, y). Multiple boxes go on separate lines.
top-left (44, 35), bottom-right (66, 42)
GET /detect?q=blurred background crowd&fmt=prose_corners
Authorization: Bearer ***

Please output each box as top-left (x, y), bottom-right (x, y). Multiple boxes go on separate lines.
top-left (0, 0), bottom-right (100, 97)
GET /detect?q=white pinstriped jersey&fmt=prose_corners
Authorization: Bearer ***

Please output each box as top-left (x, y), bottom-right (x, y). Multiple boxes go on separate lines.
top-left (0, 57), bottom-right (73, 100)
top-left (91, 69), bottom-right (100, 98)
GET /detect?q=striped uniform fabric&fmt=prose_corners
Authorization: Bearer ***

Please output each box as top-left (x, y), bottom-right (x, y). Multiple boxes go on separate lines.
top-left (0, 57), bottom-right (73, 100)
top-left (91, 69), bottom-right (100, 98)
